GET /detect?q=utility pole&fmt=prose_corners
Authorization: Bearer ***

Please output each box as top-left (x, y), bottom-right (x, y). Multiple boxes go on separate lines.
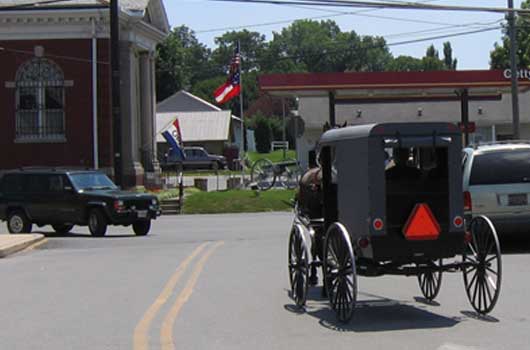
top-left (508, 0), bottom-right (520, 139)
top-left (111, 0), bottom-right (123, 186)
top-left (282, 97), bottom-right (286, 159)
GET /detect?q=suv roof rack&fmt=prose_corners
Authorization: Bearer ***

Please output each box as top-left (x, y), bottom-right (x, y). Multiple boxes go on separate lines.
top-left (471, 140), bottom-right (530, 149)
top-left (19, 166), bottom-right (57, 171)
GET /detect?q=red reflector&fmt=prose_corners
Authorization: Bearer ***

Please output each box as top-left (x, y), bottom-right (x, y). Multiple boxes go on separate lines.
top-left (358, 237), bottom-right (370, 249)
top-left (402, 203), bottom-right (441, 240)
top-left (373, 218), bottom-right (384, 231)
top-left (453, 216), bottom-right (463, 227)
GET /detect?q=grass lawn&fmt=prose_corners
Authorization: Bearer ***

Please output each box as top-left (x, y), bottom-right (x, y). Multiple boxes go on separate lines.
top-left (246, 150), bottom-right (296, 164)
top-left (182, 189), bottom-right (295, 214)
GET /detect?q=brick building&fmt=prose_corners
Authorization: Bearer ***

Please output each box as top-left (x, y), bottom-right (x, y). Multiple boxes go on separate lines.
top-left (0, 0), bottom-right (169, 187)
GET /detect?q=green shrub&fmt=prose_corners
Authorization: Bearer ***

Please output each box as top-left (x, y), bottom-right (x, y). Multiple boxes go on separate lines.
top-left (253, 114), bottom-right (273, 153)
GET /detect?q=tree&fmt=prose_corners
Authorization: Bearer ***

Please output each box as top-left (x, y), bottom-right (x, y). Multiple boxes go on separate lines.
top-left (443, 42), bottom-right (457, 70)
top-left (490, 0), bottom-right (530, 69)
top-left (156, 26), bottom-right (212, 102)
top-left (211, 30), bottom-right (267, 74)
top-left (252, 113), bottom-right (273, 153)
top-left (263, 20), bottom-right (392, 73)
top-left (420, 44), bottom-right (446, 71)
top-left (387, 55), bottom-right (424, 71)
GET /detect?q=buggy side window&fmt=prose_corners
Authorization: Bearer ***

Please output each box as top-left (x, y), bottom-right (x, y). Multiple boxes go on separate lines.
top-left (321, 146), bottom-right (338, 226)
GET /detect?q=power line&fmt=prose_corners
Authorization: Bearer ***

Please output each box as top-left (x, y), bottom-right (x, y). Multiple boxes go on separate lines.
top-left (208, 0), bottom-right (530, 14)
top-left (387, 26), bottom-right (502, 47)
top-left (196, 3), bottom-right (503, 35)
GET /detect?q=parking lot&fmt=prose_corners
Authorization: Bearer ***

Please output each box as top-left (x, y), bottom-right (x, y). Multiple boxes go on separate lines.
top-left (0, 212), bottom-right (528, 349)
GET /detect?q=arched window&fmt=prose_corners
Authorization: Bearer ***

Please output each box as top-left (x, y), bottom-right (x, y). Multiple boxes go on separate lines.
top-left (16, 58), bottom-right (65, 140)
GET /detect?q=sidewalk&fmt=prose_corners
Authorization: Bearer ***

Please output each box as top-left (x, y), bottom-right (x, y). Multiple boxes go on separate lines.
top-left (0, 234), bottom-right (46, 258)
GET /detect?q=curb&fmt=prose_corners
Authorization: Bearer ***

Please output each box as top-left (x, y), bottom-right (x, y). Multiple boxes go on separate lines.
top-left (0, 234), bottom-right (46, 258)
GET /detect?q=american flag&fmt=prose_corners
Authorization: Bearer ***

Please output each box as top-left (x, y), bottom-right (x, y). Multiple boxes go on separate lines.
top-left (213, 43), bottom-right (242, 105)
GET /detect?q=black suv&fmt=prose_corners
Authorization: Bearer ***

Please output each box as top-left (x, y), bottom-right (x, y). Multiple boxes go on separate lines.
top-left (0, 169), bottom-right (161, 236)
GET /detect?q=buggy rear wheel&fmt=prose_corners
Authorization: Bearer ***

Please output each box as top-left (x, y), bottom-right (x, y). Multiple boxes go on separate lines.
top-left (463, 215), bottom-right (502, 314)
top-left (417, 259), bottom-right (443, 301)
top-left (251, 158), bottom-right (275, 191)
top-left (288, 224), bottom-right (309, 307)
top-left (323, 222), bottom-right (357, 323)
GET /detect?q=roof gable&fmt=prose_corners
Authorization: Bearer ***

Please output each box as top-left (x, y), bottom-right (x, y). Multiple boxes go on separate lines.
top-left (157, 90), bottom-right (221, 113)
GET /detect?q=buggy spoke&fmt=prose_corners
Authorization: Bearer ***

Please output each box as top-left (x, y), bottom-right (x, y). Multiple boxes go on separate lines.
top-left (485, 255), bottom-right (498, 264)
top-left (486, 274), bottom-right (497, 292)
top-left (486, 266), bottom-right (498, 276)
top-left (484, 276), bottom-right (494, 304)
top-left (464, 264), bottom-right (478, 275)
top-left (477, 281), bottom-right (483, 310)
top-left (468, 243), bottom-right (479, 259)
top-left (466, 271), bottom-right (479, 295)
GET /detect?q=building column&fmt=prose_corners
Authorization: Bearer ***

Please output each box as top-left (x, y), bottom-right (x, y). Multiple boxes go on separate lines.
top-left (139, 51), bottom-right (160, 187)
top-left (149, 52), bottom-right (161, 178)
top-left (120, 42), bottom-right (144, 188)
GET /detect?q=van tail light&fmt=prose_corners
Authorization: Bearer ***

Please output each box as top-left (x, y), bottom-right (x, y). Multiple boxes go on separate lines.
top-left (464, 191), bottom-right (472, 211)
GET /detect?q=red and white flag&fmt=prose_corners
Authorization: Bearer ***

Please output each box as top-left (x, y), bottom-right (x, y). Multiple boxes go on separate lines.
top-left (213, 43), bottom-right (241, 105)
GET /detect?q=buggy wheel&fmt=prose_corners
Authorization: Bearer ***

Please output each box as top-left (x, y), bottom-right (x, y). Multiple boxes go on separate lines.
top-left (251, 158), bottom-right (275, 191)
top-left (278, 158), bottom-right (302, 189)
top-left (417, 259), bottom-right (443, 301)
top-left (323, 222), bottom-right (357, 323)
top-left (463, 215), bottom-right (502, 314)
top-left (288, 224), bottom-right (309, 307)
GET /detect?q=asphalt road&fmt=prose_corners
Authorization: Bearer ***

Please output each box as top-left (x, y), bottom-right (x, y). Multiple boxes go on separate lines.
top-left (0, 213), bottom-right (529, 350)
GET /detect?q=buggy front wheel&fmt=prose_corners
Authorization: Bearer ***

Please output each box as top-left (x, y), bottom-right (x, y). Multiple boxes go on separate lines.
top-left (323, 222), bottom-right (357, 323)
top-left (463, 215), bottom-right (502, 314)
top-left (417, 259), bottom-right (443, 301)
top-left (288, 224), bottom-right (310, 307)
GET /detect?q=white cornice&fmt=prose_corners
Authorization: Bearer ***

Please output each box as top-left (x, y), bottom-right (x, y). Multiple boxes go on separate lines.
top-left (0, 7), bottom-right (167, 45)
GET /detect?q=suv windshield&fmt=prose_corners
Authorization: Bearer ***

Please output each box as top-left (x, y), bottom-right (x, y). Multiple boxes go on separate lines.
top-left (470, 149), bottom-right (530, 185)
top-left (69, 173), bottom-right (117, 190)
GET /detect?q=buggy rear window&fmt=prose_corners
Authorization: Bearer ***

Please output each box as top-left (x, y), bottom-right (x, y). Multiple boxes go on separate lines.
top-left (470, 149), bottom-right (530, 185)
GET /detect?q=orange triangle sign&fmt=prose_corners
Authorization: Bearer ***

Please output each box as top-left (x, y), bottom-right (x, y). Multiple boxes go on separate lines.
top-left (402, 203), bottom-right (441, 241)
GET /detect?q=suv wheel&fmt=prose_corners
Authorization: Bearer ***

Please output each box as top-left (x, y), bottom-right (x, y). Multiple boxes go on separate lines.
top-left (52, 224), bottom-right (74, 235)
top-left (133, 220), bottom-right (151, 236)
top-left (7, 211), bottom-right (32, 234)
top-left (88, 209), bottom-right (107, 237)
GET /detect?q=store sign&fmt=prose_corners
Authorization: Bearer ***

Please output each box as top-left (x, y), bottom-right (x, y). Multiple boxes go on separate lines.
top-left (503, 68), bottom-right (530, 80)
top-left (458, 122), bottom-right (476, 133)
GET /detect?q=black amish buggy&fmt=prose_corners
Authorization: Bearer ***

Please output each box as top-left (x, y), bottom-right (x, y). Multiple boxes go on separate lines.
top-left (290, 122), bottom-right (502, 323)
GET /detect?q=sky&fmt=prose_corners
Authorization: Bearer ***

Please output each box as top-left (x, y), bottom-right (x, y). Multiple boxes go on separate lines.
top-left (167, 0), bottom-right (524, 70)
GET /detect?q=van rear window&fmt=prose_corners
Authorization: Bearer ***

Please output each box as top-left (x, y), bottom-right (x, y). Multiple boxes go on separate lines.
top-left (470, 149), bottom-right (530, 185)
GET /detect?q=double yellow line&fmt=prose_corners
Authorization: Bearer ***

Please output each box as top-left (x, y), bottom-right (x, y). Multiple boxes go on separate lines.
top-left (133, 241), bottom-right (224, 350)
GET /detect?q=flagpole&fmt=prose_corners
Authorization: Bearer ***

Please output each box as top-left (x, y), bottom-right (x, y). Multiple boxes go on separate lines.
top-left (238, 39), bottom-right (245, 187)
